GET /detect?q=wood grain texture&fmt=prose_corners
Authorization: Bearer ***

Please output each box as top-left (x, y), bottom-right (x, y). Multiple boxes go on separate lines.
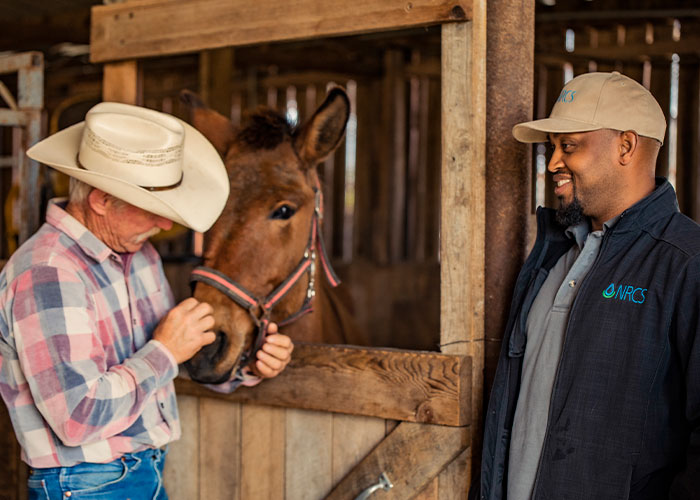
top-left (163, 395), bottom-right (199, 500)
top-left (199, 399), bottom-right (241, 500)
top-left (440, 9), bottom-right (487, 491)
top-left (331, 413), bottom-right (387, 484)
top-left (90, 0), bottom-right (472, 63)
top-left (326, 421), bottom-right (469, 500)
top-left (240, 405), bottom-right (285, 500)
top-left (102, 60), bottom-right (141, 104)
top-left (175, 344), bottom-right (471, 426)
top-left (285, 409), bottom-right (333, 499)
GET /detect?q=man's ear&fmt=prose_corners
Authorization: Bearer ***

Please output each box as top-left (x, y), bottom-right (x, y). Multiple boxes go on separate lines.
top-left (619, 131), bottom-right (638, 165)
top-left (87, 188), bottom-right (110, 216)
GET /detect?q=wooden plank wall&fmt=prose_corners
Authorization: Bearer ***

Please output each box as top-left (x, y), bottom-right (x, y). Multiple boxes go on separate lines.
top-left (534, 16), bottom-right (700, 223)
top-left (145, 35), bottom-right (445, 352)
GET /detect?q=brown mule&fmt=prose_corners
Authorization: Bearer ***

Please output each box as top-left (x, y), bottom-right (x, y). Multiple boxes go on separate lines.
top-left (182, 88), bottom-right (362, 384)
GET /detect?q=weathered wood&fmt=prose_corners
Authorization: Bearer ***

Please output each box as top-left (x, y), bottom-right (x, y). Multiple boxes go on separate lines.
top-left (389, 50), bottom-right (407, 263)
top-left (90, 0), bottom-right (472, 63)
top-left (199, 399), bottom-right (241, 500)
top-left (175, 344), bottom-right (471, 426)
top-left (326, 421), bottom-right (469, 500)
top-left (240, 405), bottom-right (285, 500)
top-left (163, 395), bottom-right (199, 500)
top-left (438, 447), bottom-right (471, 499)
top-left (198, 47), bottom-right (234, 118)
top-left (481, 0), bottom-right (535, 483)
top-left (102, 60), bottom-right (141, 104)
top-left (331, 414), bottom-right (387, 485)
top-left (440, 12), bottom-right (486, 489)
top-left (285, 409), bottom-right (333, 499)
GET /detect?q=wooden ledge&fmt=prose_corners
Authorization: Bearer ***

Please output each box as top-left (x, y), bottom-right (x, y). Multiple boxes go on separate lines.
top-left (175, 343), bottom-right (471, 426)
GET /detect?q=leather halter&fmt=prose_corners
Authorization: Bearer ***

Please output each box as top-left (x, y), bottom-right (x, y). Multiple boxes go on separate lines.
top-left (190, 186), bottom-right (340, 367)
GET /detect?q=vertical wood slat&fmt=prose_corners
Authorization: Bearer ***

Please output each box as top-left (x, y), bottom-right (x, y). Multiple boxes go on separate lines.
top-left (285, 408), bottom-right (333, 499)
top-left (163, 395), bottom-right (199, 500)
top-left (389, 50), bottom-right (407, 263)
top-left (240, 405), bottom-right (285, 499)
top-left (199, 399), bottom-right (241, 500)
top-left (331, 414), bottom-right (387, 485)
top-left (440, 5), bottom-right (486, 481)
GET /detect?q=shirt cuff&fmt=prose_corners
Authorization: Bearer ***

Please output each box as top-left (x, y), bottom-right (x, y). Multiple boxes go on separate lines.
top-left (133, 340), bottom-right (179, 386)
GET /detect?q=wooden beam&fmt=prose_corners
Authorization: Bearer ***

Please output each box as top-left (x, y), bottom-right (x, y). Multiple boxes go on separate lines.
top-left (440, 0), bottom-right (486, 466)
top-left (175, 344), bottom-right (471, 426)
top-left (90, 0), bottom-right (471, 63)
top-left (102, 60), bottom-right (141, 104)
top-left (325, 421), bottom-right (469, 499)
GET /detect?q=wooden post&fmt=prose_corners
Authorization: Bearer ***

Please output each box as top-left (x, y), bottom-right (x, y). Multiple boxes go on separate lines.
top-left (102, 60), bottom-right (141, 104)
top-left (199, 48), bottom-right (234, 117)
top-left (440, 0), bottom-right (487, 491)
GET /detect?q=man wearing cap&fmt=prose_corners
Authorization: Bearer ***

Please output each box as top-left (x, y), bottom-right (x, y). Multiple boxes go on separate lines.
top-left (479, 72), bottom-right (699, 499)
top-left (0, 103), bottom-right (294, 499)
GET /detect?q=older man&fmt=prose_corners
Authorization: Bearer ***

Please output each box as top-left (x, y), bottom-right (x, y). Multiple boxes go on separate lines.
top-left (0, 102), bottom-right (293, 499)
top-left (480, 72), bottom-right (699, 499)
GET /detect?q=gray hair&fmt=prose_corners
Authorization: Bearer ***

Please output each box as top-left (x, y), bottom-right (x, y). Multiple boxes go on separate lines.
top-left (68, 178), bottom-right (93, 204)
top-left (68, 177), bottom-right (127, 209)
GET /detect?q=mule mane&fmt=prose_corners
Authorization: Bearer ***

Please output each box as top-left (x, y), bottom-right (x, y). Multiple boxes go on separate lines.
top-left (236, 108), bottom-right (297, 150)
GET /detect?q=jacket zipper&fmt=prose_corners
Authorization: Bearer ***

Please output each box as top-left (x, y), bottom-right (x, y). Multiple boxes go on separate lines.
top-left (530, 216), bottom-right (621, 496)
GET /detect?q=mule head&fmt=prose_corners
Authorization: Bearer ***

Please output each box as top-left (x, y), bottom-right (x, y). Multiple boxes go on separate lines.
top-left (182, 87), bottom-right (349, 384)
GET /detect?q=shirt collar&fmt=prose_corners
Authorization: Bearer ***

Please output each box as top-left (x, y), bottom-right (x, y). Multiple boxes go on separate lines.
top-left (565, 214), bottom-right (621, 250)
top-left (45, 198), bottom-right (116, 263)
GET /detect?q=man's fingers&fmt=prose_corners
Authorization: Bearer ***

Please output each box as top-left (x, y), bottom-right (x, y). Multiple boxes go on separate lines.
top-left (256, 349), bottom-right (284, 371)
top-left (192, 301), bottom-right (214, 318)
top-left (260, 341), bottom-right (292, 360)
top-left (200, 330), bottom-right (216, 346)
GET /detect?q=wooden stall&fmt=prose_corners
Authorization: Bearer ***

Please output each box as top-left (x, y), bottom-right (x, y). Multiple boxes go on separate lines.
top-left (90, 1), bottom-right (489, 498)
top-left (0, 0), bottom-right (538, 498)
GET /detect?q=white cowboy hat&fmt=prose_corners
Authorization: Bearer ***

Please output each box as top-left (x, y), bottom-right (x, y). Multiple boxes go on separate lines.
top-left (26, 102), bottom-right (229, 232)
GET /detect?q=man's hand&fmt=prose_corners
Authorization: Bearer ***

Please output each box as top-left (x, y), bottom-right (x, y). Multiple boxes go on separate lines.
top-left (250, 322), bottom-right (294, 379)
top-left (153, 298), bottom-right (216, 364)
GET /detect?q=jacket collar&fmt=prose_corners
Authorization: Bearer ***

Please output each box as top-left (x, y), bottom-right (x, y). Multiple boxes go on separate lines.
top-left (610, 177), bottom-right (679, 233)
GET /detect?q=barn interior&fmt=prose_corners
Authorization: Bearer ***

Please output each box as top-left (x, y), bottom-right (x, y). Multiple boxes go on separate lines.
top-left (0, 0), bottom-right (699, 498)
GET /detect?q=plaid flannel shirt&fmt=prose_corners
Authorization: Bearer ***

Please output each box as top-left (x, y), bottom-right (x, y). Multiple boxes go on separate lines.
top-left (0, 200), bottom-right (182, 468)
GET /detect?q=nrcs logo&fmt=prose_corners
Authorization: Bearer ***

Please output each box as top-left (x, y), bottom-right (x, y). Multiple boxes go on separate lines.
top-left (602, 283), bottom-right (647, 304)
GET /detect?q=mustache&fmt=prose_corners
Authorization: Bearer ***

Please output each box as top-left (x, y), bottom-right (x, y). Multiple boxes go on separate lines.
top-left (134, 227), bottom-right (162, 243)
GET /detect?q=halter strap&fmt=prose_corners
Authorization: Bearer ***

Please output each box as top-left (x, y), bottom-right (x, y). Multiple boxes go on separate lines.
top-left (190, 185), bottom-right (340, 367)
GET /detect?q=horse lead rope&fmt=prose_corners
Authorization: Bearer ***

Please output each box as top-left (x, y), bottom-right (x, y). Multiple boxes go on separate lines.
top-left (190, 186), bottom-right (340, 367)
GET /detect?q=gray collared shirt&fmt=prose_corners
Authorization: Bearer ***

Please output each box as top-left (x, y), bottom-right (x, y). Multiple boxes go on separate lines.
top-left (507, 216), bottom-right (619, 500)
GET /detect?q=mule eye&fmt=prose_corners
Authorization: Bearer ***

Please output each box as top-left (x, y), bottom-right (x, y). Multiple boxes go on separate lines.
top-left (270, 204), bottom-right (296, 220)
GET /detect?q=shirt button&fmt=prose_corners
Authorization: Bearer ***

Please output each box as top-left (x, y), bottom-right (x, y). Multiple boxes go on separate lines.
top-left (568, 280), bottom-right (577, 288)
top-left (160, 402), bottom-right (165, 409)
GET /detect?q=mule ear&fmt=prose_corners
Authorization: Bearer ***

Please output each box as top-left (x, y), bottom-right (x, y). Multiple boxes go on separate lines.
top-left (180, 89), bottom-right (235, 157)
top-left (294, 87), bottom-right (349, 167)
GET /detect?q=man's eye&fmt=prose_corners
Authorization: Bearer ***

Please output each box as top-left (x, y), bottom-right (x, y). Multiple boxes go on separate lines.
top-left (270, 205), bottom-right (296, 220)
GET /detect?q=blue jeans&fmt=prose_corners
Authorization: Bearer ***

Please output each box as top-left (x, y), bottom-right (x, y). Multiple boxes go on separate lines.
top-left (27, 447), bottom-right (168, 500)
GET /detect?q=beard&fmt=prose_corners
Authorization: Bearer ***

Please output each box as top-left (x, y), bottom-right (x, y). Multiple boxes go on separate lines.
top-left (555, 181), bottom-right (585, 227)
top-left (555, 196), bottom-right (584, 226)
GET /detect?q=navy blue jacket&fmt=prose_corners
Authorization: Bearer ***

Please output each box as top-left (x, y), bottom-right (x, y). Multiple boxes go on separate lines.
top-left (480, 180), bottom-right (700, 500)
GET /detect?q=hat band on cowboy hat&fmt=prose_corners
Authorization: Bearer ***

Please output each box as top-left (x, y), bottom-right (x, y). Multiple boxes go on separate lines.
top-left (27, 102), bottom-right (229, 233)
top-left (513, 71), bottom-right (667, 144)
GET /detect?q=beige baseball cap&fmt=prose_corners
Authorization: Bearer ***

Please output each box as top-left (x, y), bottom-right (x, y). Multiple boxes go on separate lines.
top-left (512, 71), bottom-right (666, 144)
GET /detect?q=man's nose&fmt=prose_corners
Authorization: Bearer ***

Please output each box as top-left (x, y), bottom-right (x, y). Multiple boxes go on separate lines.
top-left (547, 147), bottom-right (563, 173)
top-left (155, 216), bottom-right (174, 231)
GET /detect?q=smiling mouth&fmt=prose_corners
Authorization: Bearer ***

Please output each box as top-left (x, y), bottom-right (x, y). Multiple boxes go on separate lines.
top-left (557, 179), bottom-right (571, 187)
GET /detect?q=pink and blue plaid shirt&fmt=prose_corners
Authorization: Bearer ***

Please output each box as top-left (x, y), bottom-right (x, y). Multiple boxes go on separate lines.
top-left (0, 200), bottom-right (182, 468)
